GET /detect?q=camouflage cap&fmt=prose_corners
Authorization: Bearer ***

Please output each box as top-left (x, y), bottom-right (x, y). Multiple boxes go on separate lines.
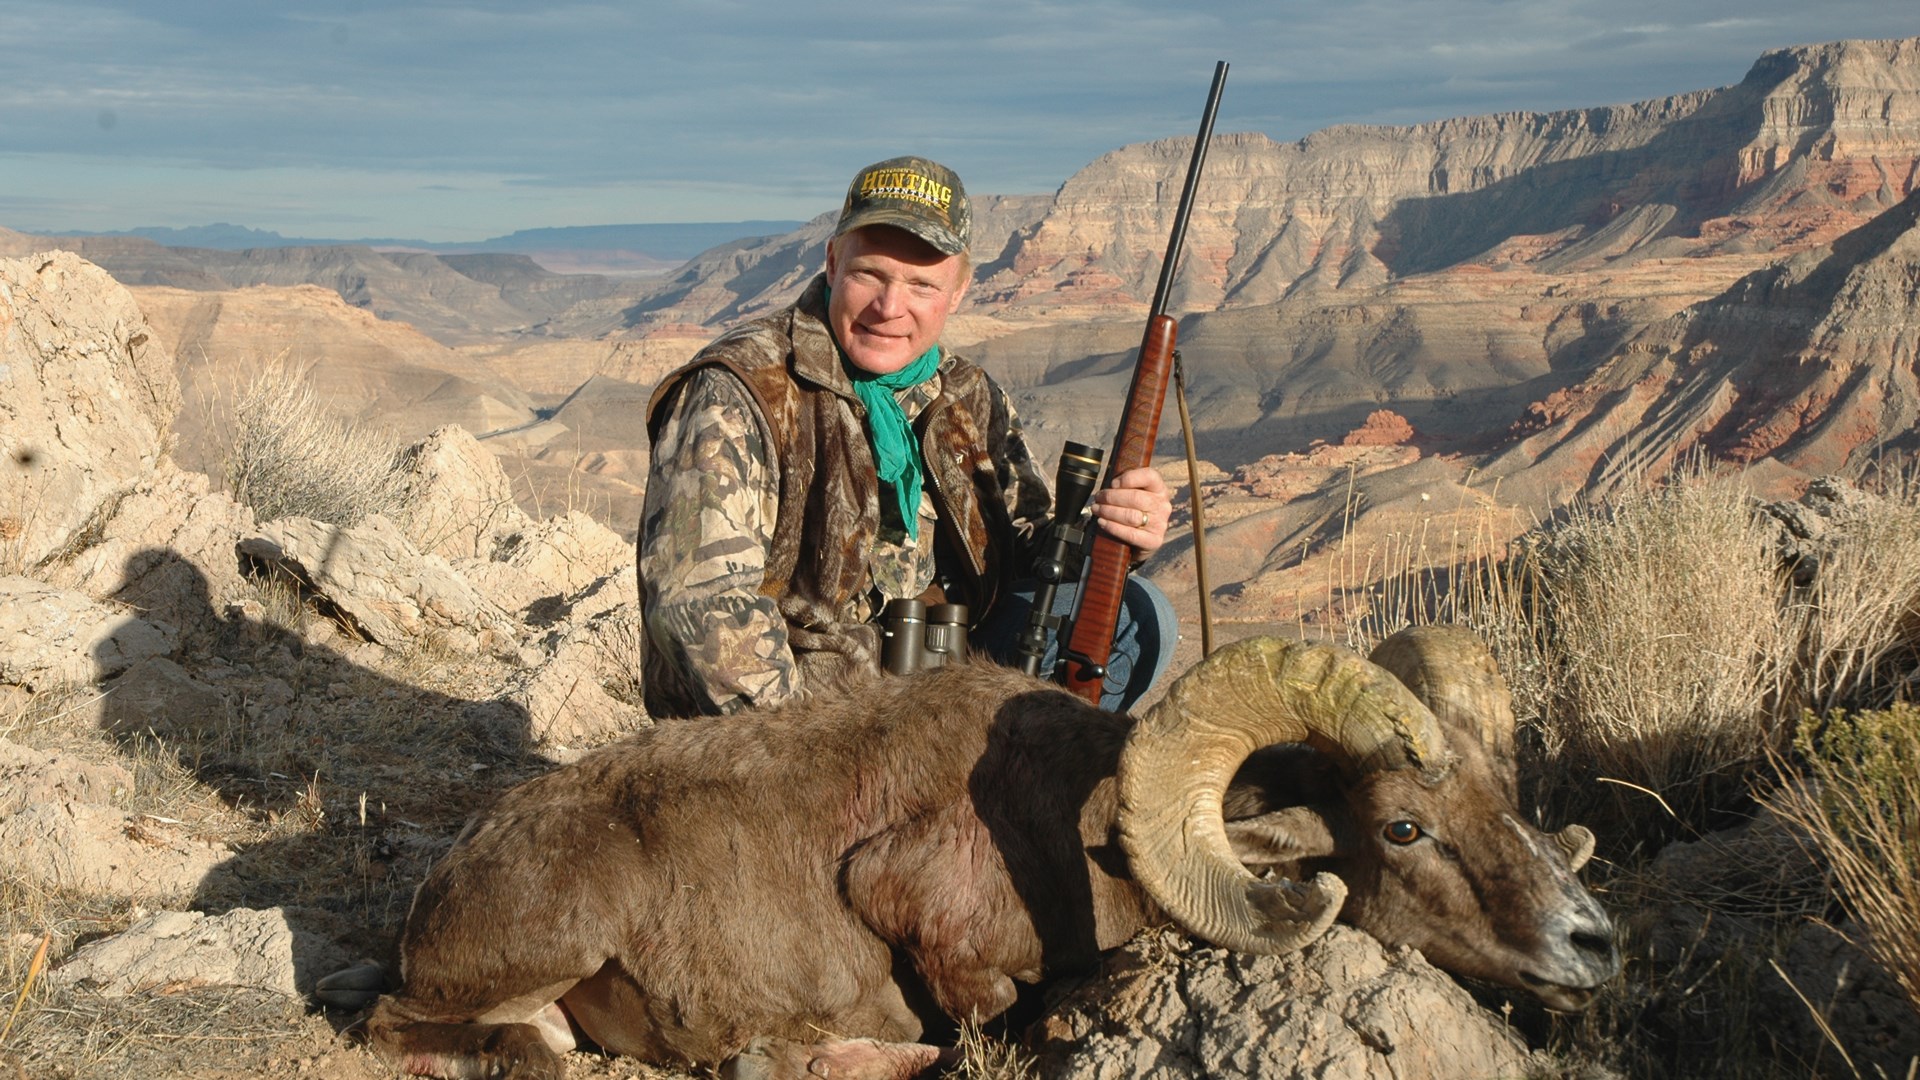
top-left (834, 156), bottom-right (971, 257)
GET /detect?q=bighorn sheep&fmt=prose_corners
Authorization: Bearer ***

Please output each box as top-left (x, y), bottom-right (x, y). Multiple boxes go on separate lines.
top-left (353, 626), bottom-right (1617, 1079)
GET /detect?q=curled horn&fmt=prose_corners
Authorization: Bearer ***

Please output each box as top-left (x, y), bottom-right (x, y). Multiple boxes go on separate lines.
top-left (1118, 637), bottom-right (1455, 955)
top-left (1369, 625), bottom-right (1593, 871)
top-left (1368, 625), bottom-right (1516, 773)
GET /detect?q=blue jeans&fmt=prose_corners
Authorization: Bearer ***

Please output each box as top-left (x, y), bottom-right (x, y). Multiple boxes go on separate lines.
top-left (973, 575), bottom-right (1178, 713)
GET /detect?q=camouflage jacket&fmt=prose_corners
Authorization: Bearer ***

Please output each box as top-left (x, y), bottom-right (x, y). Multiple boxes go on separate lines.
top-left (637, 274), bottom-right (1054, 718)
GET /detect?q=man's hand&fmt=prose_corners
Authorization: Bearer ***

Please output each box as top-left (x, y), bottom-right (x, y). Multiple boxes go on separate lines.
top-left (1090, 467), bottom-right (1173, 554)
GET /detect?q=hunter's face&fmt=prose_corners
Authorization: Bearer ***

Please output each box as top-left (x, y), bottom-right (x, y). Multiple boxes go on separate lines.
top-left (826, 226), bottom-right (970, 376)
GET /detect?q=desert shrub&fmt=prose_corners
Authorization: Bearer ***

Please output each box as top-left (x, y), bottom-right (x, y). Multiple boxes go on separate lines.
top-left (1793, 474), bottom-right (1920, 714)
top-left (1466, 467), bottom-right (1800, 844)
top-left (1772, 704), bottom-right (1920, 1022)
top-left (223, 369), bottom-right (412, 526)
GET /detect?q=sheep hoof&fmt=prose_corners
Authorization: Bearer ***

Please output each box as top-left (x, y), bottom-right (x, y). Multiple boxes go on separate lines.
top-left (314, 961), bottom-right (387, 1009)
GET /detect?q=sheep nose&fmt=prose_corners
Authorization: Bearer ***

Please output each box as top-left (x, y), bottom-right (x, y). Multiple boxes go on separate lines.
top-left (1565, 918), bottom-right (1621, 979)
top-left (1573, 927), bottom-right (1617, 963)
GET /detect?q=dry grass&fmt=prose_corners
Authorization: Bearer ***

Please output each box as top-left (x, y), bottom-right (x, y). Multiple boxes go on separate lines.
top-left (1773, 705), bottom-right (1920, 1023)
top-left (1795, 473), bottom-right (1920, 714)
top-left (951, 1022), bottom-right (1037, 1080)
top-left (223, 366), bottom-right (413, 527)
top-left (1325, 462), bottom-right (1802, 840)
top-left (1501, 468), bottom-right (1800, 843)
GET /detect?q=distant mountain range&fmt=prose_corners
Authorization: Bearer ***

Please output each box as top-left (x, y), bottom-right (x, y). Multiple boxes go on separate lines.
top-left (51, 220), bottom-right (807, 263)
top-left (5, 35), bottom-right (1916, 569)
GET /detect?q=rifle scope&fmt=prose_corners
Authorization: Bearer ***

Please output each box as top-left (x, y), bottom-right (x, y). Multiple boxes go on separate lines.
top-left (1011, 441), bottom-right (1105, 676)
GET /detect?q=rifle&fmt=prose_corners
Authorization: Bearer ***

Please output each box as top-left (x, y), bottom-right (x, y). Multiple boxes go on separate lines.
top-left (1058, 60), bottom-right (1227, 704)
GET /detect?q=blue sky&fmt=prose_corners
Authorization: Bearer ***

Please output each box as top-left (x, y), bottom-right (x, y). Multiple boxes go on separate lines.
top-left (2, 1), bottom-right (1914, 242)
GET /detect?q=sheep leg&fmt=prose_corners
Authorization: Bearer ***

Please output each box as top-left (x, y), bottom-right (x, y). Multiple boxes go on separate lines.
top-left (720, 1035), bottom-right (955, 1080)
top-left (365, 1016), bottom-right (565, 1079)
top-left (366, 998), bottom-right (576, 1080)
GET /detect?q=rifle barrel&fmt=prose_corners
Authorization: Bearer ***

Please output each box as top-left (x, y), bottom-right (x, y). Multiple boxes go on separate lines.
top-left (1058, 61), bottom-right (1228, 705)
top-left (1147, 60), bottom-right (1229, 318)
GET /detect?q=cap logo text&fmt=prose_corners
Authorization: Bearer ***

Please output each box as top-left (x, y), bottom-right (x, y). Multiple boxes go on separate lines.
top-left (858, 169), bottom-right (953, 216)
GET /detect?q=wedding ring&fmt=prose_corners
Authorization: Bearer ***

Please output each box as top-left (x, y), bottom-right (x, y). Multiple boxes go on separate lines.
top-left (1138, 509), bottom-right (1150, 528)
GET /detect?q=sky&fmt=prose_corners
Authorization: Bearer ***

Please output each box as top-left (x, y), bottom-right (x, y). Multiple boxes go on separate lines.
top-left (2, 1), bottom-right (1915, 243)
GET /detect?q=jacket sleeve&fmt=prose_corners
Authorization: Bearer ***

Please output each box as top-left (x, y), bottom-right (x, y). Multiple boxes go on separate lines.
top-left (637, 367), bottom-right (799, 714)
top-left (986, 378), bottom-right (1056, 568)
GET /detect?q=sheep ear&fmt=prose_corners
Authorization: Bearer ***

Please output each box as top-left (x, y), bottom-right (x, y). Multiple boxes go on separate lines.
top-left (1556, 825), bottom-right (1596, 872)
top-left (1226, 807), bottom-right (1341, 870)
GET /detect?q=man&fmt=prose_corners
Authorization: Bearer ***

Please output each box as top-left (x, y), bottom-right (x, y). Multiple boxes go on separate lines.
top-left (637, 155), bottom-right (1175, 718)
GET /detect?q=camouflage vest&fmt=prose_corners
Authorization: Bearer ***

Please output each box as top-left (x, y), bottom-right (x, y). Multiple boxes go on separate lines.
top-left (644, 275), bottom-right (1023, 704)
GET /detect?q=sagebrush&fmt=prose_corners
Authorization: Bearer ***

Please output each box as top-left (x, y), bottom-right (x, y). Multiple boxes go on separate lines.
top-left (224, 368), bottom-right (412, 526)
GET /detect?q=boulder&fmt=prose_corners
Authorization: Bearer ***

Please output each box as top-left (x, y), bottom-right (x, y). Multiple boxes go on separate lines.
top-left (507, 601), bottom-right (647, 745)
top-left (237, 513), bottom-right (518, 654)
top-left (89, 656), bottom-right (233, 738)
top-left (497, 509), bottom-right (631, 600)
top-left (31, 464), bottom-right (258, 645)
top-left (393, 425), bottom-right (532, 561)
top-left (47, 907), bottom-right (350, 998)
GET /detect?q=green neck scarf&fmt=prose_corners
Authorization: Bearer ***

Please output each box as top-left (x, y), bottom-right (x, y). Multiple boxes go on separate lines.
top-left (825, 288), bottom-right (941, 540)
top-left (847, 343), bottom-right (940, 541)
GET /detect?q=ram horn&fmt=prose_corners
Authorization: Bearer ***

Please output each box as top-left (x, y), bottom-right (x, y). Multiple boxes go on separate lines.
top-left (1368, 624), bottom-right (1517, 800)
top-left (1118, 637), bottom-right (1454, 955)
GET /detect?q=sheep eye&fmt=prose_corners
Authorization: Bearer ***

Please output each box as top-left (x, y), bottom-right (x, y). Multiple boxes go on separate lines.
top-left (1384, 821), bottom-right (1422, 845)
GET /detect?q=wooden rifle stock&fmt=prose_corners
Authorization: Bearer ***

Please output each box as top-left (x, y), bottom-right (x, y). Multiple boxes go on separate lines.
top-left (1058, 315), bottom-right (1176, 700)
top-left (1058, 61), bottom-right (1227, 704)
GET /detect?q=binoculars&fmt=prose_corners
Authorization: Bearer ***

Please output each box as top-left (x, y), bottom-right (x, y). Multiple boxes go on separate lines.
top-left (880, 599), bottom-right (969, 675)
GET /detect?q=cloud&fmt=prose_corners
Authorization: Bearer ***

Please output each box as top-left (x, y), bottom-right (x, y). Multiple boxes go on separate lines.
top-left (1, 0), bottom-right (1913, 238)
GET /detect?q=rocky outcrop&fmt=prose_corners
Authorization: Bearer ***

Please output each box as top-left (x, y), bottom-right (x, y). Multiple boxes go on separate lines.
top-left (1031, 928), bottom-right (1540, 1079)
top-left (0, 251), bottom-right (180, 571)
top-left (0, 576), bottom-right (178, 689)
top-left (237, 514), bottom-right (521, 655)
top-left (1481, 184), bottom-right (1920, 504)
top-left (393, 425), bottom-right (534, 561)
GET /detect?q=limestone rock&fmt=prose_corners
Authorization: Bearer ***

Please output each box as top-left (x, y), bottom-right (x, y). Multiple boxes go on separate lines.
top-left (505, 575), bottom-right (646, 745)
top-left (502, 648), bottom-right (644, 747)
top-left (0, 575), bottom-right (177, 689)
top-left (30, 464), bottom-right (258, 648)
top-left (455, 557), bottom-right (556, 621)
top-left (92, 656), bottom-right (233, 738)
top-left (47, 907), bottom-right (349, 998)
top-left (497, 509), bottom-right (630, 599)
top-left (393, 424), bottom-right (532, 561)
top-left (548, 563), bottom-right (640, 626)
top-left (238, 513), bottom-right (517, 653)
top-left (1031, 927), bottom-right (1540, 1080)
top-left (0, 250), bottom-right (180, 570)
